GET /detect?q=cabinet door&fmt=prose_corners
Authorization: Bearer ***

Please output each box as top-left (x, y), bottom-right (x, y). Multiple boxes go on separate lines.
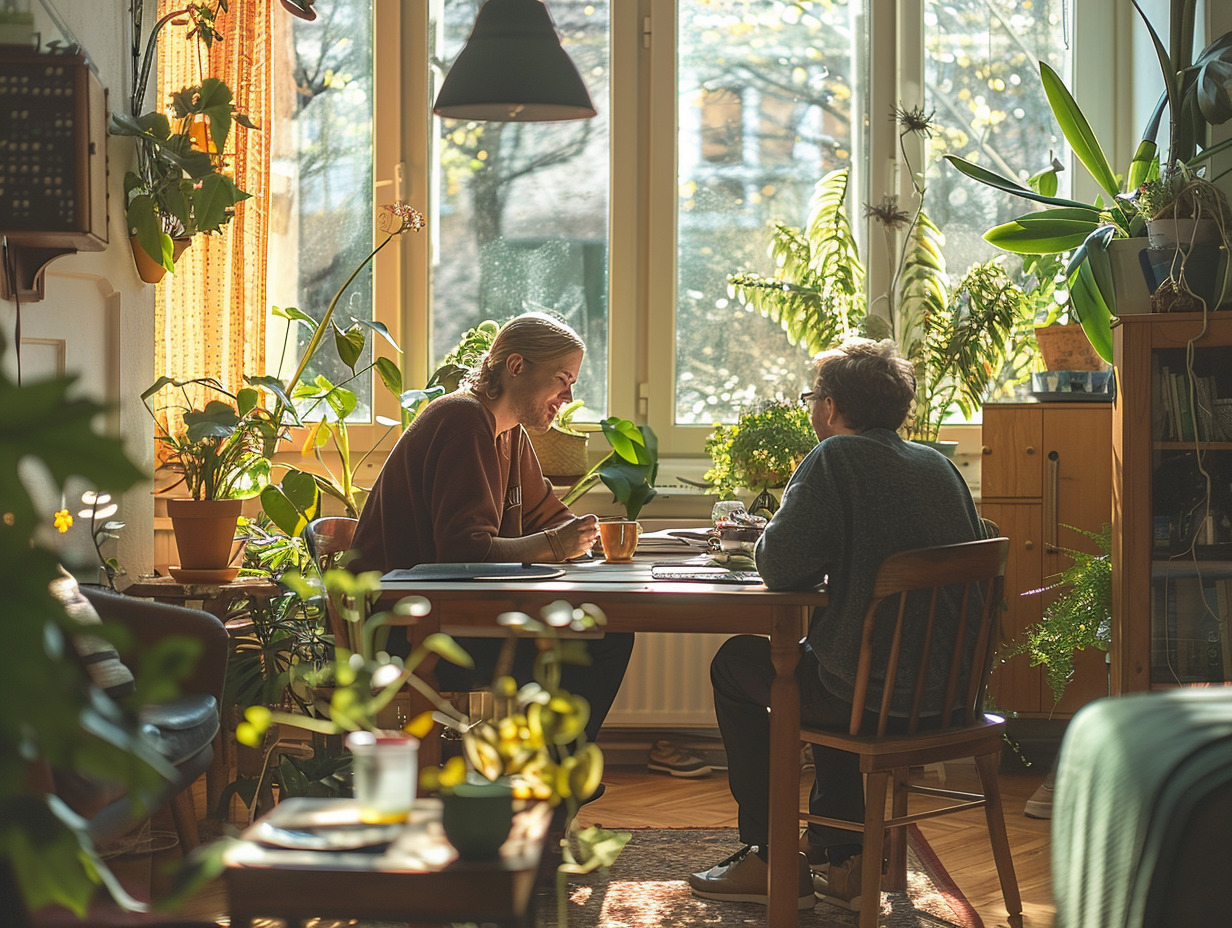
top-left (981, 501), bottom-right (1045, 714)
top-left (982, 406), bottom-right (1042, 499)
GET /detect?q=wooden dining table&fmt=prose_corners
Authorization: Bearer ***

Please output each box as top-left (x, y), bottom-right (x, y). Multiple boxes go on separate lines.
top-left (379, 555), bottom-right (829, 928)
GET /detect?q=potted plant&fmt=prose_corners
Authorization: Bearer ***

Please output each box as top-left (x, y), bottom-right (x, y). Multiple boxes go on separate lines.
top-left (143, 374), bottom-right (288, 578)
top-left (1010, 524), bottom-right (1112, 705)
top-left (729, 111), bottom-right (1029, 446)
top-left (109, 1), bottom-right (258, 282)
top-left (944, 0), bottom-right (1232, 347)
top-left (703, 400), bottom-right (817, 513)
top-left (560, 417), bottom-right (658, 556)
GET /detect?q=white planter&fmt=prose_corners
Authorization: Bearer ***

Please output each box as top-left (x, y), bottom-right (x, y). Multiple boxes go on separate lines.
top-left (1146, 217), bottom-right (1223, 249)
top-left (1106, 238), bottom-right (1153, 316)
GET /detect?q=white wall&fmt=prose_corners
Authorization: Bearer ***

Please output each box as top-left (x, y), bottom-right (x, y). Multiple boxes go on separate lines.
top-left (1, 0), bottom-right (155, 581)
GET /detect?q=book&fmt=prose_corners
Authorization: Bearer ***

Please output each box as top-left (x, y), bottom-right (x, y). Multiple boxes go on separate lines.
top-left (1173, 373), bottom-right (1196, 442)
top-left (1171, 579), bottom-right (1208, 681)
top-left (1193, 377), bottom-right (1216, 441)
top-left (1219, 580), bottom-right (1232, 681)
top-left (1159, 365), bottom-right (1177, 440)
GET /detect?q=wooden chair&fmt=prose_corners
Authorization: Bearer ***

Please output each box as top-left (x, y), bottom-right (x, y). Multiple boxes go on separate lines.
top-left (303, 516), bottom-right (359, 651)
top-left (798, 537), bottom-right (1022, 928)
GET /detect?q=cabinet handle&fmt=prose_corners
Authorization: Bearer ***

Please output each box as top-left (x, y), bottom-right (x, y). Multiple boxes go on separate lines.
top-left (1024, 540), bottom-right (1034, 550)
top-left (1025, 446), bottom-right (1036, 455)
top-left (982, 445), bottom-right (992, 456)
top-left (1045, 450), bottom-right (1059, 552)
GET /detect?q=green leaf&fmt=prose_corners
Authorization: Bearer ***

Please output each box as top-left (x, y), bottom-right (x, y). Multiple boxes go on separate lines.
top-left (374, 356), bottom-right (403, 396)
top-left (191, 173), bottom-right (249, 234)
top-left (333, 324), bottom-right (365, 371)
top-left (352, 318), bottom-right (400, 351)
top-left (1039, 61), bottom-right (1121, 199)
top-left (984, 214), bottom-right (1100, 254)
top-left (943, 155), bottom-right (1097, 211)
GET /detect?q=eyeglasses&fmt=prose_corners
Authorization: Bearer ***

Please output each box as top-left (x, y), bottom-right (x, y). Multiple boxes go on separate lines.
top-left (798, 391), bottom-right (817, 407)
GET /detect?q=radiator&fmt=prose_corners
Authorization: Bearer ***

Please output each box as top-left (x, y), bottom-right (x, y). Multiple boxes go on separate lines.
top-left (606, 632), bottom-right (728, 727)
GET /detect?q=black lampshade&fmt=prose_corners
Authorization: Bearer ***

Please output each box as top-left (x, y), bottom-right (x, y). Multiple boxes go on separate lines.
top-left (433, 0), bottom-right (597, 123)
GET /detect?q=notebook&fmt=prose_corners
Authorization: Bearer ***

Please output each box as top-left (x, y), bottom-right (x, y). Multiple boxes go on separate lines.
top-left (650, 565), bottom-right (762, 585)
top-left (382, 563), bottom-right (566, 582)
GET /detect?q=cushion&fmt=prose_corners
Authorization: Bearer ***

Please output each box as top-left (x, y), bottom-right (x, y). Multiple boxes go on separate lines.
top-left (49, 567), bottom-right (136, 698)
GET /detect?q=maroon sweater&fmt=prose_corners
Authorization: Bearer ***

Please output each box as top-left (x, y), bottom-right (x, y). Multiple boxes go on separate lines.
top-left (349, 392), bottom-right (569, 573)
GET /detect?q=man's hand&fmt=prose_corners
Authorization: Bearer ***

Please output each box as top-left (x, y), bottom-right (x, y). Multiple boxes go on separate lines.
top-left (546, 514), bottom-right (600, 560)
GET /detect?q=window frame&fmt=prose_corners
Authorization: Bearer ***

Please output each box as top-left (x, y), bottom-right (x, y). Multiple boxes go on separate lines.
top-left (371, 0), bottom-right (1133, 464)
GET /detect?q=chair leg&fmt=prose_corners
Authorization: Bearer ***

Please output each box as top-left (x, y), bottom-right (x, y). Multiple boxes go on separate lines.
top-left (169, 788), bottom-right (200, 853)
top-left (974, 752), bottom-right (1023, 928)
top-left (884, 767), bottom-right (910, 891)
top-left (858, 771), bottom-right (889, 928)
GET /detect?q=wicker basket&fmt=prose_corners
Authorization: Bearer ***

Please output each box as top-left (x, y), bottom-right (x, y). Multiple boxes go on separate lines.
top-left (528, 427), bottom-right (589, 483)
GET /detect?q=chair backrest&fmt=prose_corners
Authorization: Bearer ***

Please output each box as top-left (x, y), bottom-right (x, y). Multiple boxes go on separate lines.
top-left (847, 537), bottom-right (1009, 738)
top-left (303, 517), bottom-right (359, 650)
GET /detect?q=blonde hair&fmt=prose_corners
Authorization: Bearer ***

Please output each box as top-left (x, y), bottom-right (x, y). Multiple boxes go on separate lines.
top-left (463, 312), bottom-right (585, 399)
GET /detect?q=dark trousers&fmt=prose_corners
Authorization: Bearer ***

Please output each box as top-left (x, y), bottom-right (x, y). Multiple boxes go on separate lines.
top-left (434, 633), bottom-right (635, 745)
top-left (711, 634), bottom-right (863, 850)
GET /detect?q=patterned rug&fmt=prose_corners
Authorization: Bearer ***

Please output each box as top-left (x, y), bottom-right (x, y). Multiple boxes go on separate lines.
top-left (541, 825), bottom-right (983, 928)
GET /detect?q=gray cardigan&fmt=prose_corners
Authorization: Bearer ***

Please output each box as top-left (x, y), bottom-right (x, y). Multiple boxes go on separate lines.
top-left (755, 428), bottom-right (983, 714)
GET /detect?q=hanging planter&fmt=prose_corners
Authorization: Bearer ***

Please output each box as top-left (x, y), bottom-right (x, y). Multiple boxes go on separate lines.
top-left (130, 235), bottom-right (192, 284)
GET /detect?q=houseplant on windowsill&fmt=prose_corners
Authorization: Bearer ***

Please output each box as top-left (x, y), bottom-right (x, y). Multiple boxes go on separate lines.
top-left (703, 400), bottom-right (816, 515)
top-left (528, 398), bottom-right (591, 485)
top-left (728, 109), bottom-right (1030, 446)
top-left (109, 1), bottom-right (258, 282)
top-left (560, 417), bottom-right (658, 558)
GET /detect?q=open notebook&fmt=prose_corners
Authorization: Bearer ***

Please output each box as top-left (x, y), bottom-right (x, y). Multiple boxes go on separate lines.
top-left (382, 563), bottom-right (566, 582)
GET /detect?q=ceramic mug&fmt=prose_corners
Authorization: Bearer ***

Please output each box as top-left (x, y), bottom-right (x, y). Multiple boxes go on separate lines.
top-left (599, 520), bottom-right (640, 562)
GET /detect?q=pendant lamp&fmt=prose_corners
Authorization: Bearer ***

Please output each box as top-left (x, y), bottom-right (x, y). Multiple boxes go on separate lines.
top-left (433, 0), bottom-right (597, 122)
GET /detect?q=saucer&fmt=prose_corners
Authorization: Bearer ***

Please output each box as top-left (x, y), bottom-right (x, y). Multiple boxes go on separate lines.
top-left (168, 566), bottom-right (240, 583)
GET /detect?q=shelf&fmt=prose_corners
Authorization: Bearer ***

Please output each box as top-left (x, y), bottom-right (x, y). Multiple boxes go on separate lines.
top-left (1153, 441), bottom-right (1232, 451)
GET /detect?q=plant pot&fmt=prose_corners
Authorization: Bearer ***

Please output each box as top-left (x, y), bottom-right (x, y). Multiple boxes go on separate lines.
top-left (130, 234), bottom-right (192, 284)
top-left (1145, 217), bottom-right (1223, 250)
top-left (528, 426), bottom-right (589, 484)
top-left (1033, 323), bottom-right (1108, 372)
top-left (165, 497), bottom-right (243, 572)
top-left (1106, 238), bottom-right (1153, 316)
top-left (440, 780), bottom-right (514, 861)
top-left (346, 731), bottom-right (418, 824)
top-left (1140, 242), bottom-right (1230, 313)
top-left (911, 439), bottom-right (959, 459)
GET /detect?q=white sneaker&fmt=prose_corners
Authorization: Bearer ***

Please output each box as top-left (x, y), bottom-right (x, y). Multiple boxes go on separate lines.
top-left (1024, 777), bottom-right (1054, 819)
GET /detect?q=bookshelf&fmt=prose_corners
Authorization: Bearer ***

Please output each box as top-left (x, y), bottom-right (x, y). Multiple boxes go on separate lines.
top-left (1111, 312), bottom-right (1232, 693)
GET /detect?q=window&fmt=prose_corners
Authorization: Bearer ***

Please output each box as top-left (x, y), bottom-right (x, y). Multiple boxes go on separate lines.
top-left (270, 0), bottom-right (1098, 456)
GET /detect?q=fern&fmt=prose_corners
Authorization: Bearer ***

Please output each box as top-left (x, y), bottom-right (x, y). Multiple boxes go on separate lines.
top-left (728, 169), bottom-right (867, 356)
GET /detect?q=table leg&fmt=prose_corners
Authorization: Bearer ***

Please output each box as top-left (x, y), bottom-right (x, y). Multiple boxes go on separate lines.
top-left (767, 605), bottom-right (804, 928)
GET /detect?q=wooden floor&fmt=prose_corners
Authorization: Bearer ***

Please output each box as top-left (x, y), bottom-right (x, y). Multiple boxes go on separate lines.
top-left (146, 757), bottom-right (1053, 927)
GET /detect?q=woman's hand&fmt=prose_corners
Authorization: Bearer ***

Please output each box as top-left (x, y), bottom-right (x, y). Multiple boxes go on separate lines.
top-left (546, 514), bottom-right (600, 560)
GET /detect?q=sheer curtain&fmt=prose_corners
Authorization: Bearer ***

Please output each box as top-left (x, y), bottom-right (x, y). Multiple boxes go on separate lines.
top-left (153, 0), bottom-right (273, 415)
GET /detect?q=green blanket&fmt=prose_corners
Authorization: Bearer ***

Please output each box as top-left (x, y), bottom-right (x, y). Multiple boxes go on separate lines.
top-left (1053, 688), bottom-right (1232, 928)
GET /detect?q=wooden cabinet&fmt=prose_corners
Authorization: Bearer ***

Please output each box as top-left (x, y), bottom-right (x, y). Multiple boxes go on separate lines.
top-left (1111, 313), bottom-right (1232, 694)
top-left (981, 403), bottom-right (1112, 717)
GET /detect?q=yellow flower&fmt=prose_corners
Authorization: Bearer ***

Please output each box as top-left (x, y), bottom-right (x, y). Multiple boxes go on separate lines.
top-left (54, 509), bottom-right (73, 533)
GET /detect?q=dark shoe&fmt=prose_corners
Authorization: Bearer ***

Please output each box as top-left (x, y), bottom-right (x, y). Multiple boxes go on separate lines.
top-left (797, 830), bottom-right (829, 872)
top-left (1024, 778), bottom-right (1054, 819)
top-left (813, 852), bottom-right (862, 911)
top-left (648, 739), bottom-right (711, 778)
top-left (687, 845), bottom-right (815, 909)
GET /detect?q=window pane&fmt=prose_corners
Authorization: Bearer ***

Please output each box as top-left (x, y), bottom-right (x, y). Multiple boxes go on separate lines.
top-left (265, 0), bottom-right (376, 420)
top-left (675, 1), bottom-right (860, 425)
top-left (431, 0), bottom-right (611, 419)
top-left (924, 0), bottom-right (1072, 289)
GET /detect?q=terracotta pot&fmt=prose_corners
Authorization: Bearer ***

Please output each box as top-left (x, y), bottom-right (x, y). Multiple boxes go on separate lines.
top-left (528, 426), bottom-right (589, 483)
top-left (130, 235), bottom-right (192, 284)
top-left (165, 498), bottom-right (243, 570)
top-left (1033, 324), bottom-right (1108, 372)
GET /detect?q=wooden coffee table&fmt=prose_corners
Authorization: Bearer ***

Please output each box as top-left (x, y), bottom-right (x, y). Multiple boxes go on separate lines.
top-left (224, 797), bottom-right (551, 927)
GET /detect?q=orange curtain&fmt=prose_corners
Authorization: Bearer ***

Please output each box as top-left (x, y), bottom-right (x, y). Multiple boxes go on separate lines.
top-left (154, 1), bottom-right (273, 411)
